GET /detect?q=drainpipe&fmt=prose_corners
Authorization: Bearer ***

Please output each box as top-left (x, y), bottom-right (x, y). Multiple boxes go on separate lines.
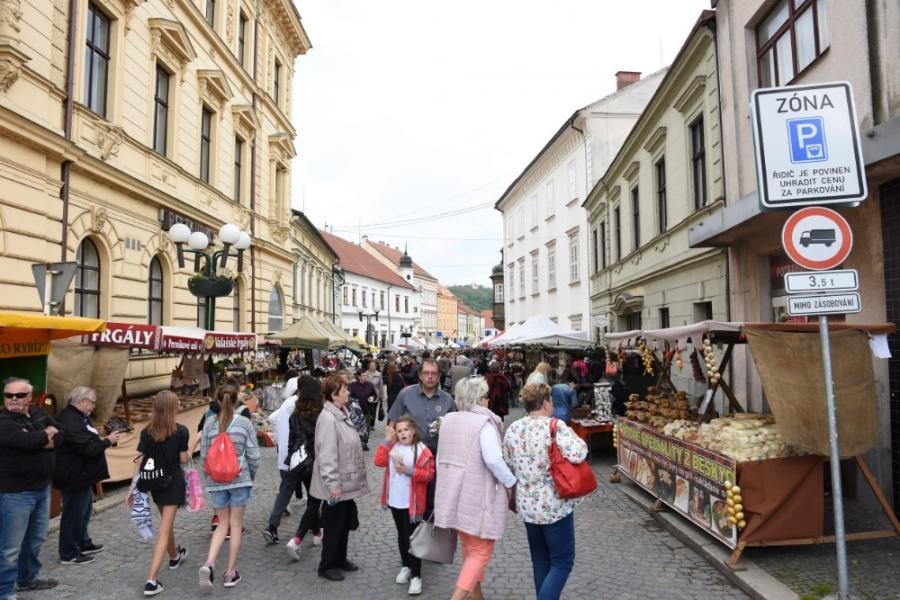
top-left (249, 0), bottom-right (261, 331)
top-left (60, 0), bottom-right (79, 272)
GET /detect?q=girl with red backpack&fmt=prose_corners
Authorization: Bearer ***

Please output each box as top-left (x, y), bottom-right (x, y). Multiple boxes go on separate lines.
top-left (198, 384), bottom-right (260, 590)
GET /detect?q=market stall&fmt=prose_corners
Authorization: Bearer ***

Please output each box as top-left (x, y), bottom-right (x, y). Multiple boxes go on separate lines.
top-left (0, 311), bottom-right (105, 403)
top-left (606, 320), bottom-right (900, 566)
top-left (95, 325), bottom-right (258, 482)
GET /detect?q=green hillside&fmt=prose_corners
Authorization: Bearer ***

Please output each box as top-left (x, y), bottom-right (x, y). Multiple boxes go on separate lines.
top-left (449, 285), bottom-right (492, 312)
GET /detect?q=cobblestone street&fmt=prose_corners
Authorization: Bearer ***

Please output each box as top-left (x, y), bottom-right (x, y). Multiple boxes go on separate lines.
top-left (33, 419), bottom-right (749, 600)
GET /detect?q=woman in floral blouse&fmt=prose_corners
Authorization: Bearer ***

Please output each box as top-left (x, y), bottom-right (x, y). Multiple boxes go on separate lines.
top-left (502, 382), bottom-right (588, 600)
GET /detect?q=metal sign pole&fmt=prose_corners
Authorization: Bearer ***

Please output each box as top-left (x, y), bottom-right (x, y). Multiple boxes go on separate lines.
top-left (819, 314), bottom-right (849, 599)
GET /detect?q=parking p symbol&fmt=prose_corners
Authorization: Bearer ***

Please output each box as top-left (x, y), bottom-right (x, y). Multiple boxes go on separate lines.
top-left (788, 117), bottom-right (828, 163)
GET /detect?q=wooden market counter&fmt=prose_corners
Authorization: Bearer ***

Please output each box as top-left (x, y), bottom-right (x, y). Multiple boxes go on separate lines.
top-left (102, 401), bottom-right (208, 483)
top-left (570, 419), bottom-right (613, 462)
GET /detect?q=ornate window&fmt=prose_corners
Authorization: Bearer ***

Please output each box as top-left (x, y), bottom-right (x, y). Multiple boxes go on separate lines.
top-left (268, 287), bottom-right (284, 333)
top-left (75, 239), bottom-right (100, 318)
top-left (690, 117), bottom-right (707, 210)
top-left (200, 106), bottom-right (213, 182)
top-left (84, 3), bottom-right (110, 117)
top-left (153, 64), bottom-right (170, 154)
top-left (148, 256), bottom-right (163, 325)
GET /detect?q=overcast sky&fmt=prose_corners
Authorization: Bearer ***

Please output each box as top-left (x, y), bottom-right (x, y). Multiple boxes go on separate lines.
top-left (291, 0), bottom-right (711, 286)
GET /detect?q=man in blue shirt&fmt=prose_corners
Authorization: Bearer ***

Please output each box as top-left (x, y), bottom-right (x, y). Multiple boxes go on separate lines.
top-left (550, 374), bottom-right (580, 423)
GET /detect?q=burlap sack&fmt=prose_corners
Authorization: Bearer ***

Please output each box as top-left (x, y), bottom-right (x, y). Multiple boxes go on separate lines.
top-left (744, 328), bottom-right (877, 457)
top-left (47, 337), bottom-right (130, 424)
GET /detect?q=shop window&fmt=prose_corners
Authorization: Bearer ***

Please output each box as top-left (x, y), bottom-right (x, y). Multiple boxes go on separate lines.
top-left (75, 239), bottom-right (100, 318)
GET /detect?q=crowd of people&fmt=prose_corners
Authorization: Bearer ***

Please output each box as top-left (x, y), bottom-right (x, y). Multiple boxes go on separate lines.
top-left (0, 345), bottom-right (615, 600)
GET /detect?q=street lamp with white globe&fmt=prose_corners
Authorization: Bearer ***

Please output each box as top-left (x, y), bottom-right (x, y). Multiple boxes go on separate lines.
top-left (167, 222), bottom-right (251, 331)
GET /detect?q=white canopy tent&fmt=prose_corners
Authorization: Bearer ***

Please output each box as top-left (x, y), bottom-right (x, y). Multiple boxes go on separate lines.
top-left (490, 315), bottom-right (590, 348)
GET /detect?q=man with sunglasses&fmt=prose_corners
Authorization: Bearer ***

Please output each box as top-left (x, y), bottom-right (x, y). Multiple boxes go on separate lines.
top-left (0, 377), bottom-right (61, 598)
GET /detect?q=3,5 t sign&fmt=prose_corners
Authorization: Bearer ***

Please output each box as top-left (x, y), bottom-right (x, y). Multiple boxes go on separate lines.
top-left (751, 82), bottom-right (867, 208)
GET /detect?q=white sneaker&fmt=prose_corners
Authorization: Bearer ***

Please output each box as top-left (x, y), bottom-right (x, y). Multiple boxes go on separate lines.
top-left (312, 532), bottom-right (323, 546)
top-left (395, 566), bottom-right (412, 584)
top-left (408, 577), bottom-right (422, 595)
top-left (285, 538), bottom-right (301, 561)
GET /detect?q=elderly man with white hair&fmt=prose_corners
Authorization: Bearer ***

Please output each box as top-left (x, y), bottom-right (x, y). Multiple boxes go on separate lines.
top-left (53, 386), bottom-right (120, 565)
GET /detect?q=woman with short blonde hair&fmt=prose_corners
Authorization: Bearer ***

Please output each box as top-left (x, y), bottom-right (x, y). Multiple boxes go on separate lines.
top-left (435, 376), bottom-right (516, 600)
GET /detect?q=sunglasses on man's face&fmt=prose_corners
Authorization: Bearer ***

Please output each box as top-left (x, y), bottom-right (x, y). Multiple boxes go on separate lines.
top-left (3, 392), bottom-right (30, 400)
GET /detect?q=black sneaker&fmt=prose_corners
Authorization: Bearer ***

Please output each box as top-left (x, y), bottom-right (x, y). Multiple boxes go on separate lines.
top-left (143, 580), bottom-right (164, 596)
top-left (262, 525), bottom-right (279, 545)
top-left (17, 577), bottom-right (58, 591)
top-left (60, 554), bottom-right (95, 565)
top-left (80, 543), bottom-right (104, 554)
top-left (168, 545), bottom-right (188, 569)
top-left (223, 571), bottom-right (241, 588)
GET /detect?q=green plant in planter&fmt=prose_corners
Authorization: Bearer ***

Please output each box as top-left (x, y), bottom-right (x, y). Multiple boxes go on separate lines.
top-left (188, 273), bottom-right (235, 298)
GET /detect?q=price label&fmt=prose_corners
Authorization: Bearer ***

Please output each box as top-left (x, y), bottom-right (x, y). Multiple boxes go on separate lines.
top-left (784, 269), bottom-right (858, 293)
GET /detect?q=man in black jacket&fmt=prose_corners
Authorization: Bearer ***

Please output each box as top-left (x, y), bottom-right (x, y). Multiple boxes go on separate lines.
top-left (52, 386), bottom-right (119, 565)
top-left (0, 377), bottom-right (60, 597)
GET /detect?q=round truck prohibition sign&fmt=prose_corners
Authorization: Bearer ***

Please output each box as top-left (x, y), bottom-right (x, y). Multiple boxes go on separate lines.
top-left (781, 206), bottom-right (853, 271)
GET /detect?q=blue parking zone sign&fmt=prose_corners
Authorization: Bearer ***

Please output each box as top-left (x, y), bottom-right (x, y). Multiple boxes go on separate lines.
top-left (787, 117), bottom-right (828, 163)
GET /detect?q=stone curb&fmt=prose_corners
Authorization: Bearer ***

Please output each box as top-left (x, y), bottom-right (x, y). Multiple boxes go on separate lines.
top-left (615, 477), bottom-right (800, 600)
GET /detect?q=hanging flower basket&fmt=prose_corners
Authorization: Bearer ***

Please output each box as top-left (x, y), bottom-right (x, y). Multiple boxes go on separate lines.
top-left (188, 275), bottom-right (234, 298)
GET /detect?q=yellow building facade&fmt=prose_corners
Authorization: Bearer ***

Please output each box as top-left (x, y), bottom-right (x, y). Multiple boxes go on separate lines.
top-left (0, 0), bottom-right (331, 393)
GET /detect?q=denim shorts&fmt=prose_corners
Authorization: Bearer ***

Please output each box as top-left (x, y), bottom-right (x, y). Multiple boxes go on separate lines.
top-left (209, 486), bottom-right (252, 509)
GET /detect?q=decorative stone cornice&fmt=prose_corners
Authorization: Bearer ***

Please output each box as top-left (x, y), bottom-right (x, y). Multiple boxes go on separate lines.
top-left (149, 18), bottom-right (196, 78)
top-left (232, 105), bottom-right (259, 138)
top-left (95, 122), bottom-right (125, 160)
top-left (0, 43), bottom-right (28, 92)
top-left (674, 75), bottom-right (706, 114)
top-left (197, 69), bottom-right (233, 114)
top-left (268, 132), bottom-right (295, 162)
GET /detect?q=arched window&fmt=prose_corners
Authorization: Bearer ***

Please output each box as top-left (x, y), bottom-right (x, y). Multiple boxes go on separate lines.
top-left (148, 256), bottom-right (163, 325)
top-left (268, 286), bottom-right (283, 333)
top-left (75, 239), bottom-right (100, 318)
top-left (233, 280), bottom-right (242, 331)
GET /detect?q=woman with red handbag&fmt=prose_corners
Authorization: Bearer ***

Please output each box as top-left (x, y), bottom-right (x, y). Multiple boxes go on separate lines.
top-left (502, 383), bottom-right (589, 600)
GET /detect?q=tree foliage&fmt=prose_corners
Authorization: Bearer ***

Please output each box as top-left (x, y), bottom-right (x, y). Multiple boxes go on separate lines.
top-left (448, 285), bottom-right (492, 313)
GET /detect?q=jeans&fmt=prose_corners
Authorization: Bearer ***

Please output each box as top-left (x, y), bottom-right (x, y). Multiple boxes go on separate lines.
top-left (524, 511), bottom-right (575, 600)
top-left (59, 487), bottom-right (94, 560)
top-left (0, 487), bottom-right (50, 598)
top-left (268, 469), bottom-right (302, 529)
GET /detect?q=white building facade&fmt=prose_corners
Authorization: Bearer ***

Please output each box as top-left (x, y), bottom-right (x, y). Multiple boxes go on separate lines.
top-left (496, 71), bottom-right (666, 333)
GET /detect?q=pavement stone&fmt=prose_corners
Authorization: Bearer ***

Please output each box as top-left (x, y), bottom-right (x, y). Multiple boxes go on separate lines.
top-left (32, 413), bottom-right (751, 599)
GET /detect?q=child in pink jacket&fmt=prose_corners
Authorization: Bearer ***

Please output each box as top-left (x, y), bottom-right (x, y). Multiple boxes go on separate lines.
top-left (374, 414), bottom-right (435, 596)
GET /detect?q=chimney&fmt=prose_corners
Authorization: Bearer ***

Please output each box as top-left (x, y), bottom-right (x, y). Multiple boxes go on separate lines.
top-left (615, 70), bottom-right (641, 90)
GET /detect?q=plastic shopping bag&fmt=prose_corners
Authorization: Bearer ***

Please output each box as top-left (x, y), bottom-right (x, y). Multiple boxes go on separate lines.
top-left (186, 462), bottom-right (206, 512)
